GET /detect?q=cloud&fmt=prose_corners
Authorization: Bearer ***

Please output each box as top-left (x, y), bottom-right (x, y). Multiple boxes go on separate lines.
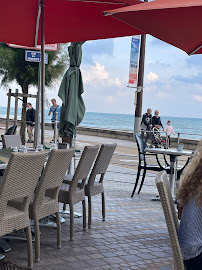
top-left (157, 91), bottom-right (170, 98)
top-left (82, 63), bottom-right (121, 88)
top-left (186, 55), bottom-right (202, 67)
top-left (106, 96), bottom-right (116, 104)
top-left (173, 74), bottom-right (202, 85)
top-left (82, 39), bottom-right (114, 65)
top-left (146, 71), bottom-right (159, 81)
top-left (192, 95), bottom-right (202, 102)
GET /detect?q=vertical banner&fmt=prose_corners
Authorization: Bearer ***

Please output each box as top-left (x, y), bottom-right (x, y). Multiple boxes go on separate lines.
top-left (128, 35), bottom-right (141, 88)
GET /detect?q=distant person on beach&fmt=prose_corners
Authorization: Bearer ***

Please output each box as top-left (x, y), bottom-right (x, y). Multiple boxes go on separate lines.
top-left (26, 103), bottom-right (35, 143)
top-left (140, 108), bottom-right (152, 144)
top-left (152, 110), bottom-right (163, 130)
top-left (177, 140), bottom-right (202, 269)
top-left (48, 98), bottom-right (61, 142)
top-left (164, 120), bottom-right (175, 147)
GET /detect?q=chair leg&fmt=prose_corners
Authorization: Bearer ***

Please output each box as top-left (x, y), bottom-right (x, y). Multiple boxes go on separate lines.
top-left (102, 192), bottom-right (105, 221)
top-left (26, 226), bottom-right (33, 270)
top-left (82, 200), bottom-right (86, 231)
top-left (137, 168), bottom-right (146, 194)
top-left (70, 204), bottom-right (74, 241)
top-left (131, 166), bottom-right (141, 197)
top-left (88, 196), bottom-right (92, 229)
top-left (56, 211), bottom-right (61, 249)
top-left (34, 218), bottom-right (40, 262)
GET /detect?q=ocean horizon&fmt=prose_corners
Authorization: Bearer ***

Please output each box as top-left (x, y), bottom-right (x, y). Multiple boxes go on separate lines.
top-left (0, 107), bottom-right (201, 140)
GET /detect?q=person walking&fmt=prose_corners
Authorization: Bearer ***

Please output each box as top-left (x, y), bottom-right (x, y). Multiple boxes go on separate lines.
top-left (152, 110), bottom-right (163, 130)
top-left (164, 120), bottom-right (175, 147)
top-left (48, 98), bottom-right (61, 142)
top-left (26, 103), bottom-right (35, 143)
top-left (140, 108), bottom-right (152, 144)
top-left (177, 140), bottom-right (202, 269)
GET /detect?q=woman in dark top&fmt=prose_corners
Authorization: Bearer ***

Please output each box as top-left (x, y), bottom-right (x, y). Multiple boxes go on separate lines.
top-left (152, 110), bottom-right (163, 129)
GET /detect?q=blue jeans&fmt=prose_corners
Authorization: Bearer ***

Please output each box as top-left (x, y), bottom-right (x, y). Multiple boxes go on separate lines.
top-left (184, 252), bottom-right (202, 270)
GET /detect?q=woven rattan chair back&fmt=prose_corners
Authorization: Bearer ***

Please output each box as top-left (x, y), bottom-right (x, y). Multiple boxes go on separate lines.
top-left (0, 152), bottom-right (47, 220)
top-left (87, 143), bottom-right (117, 188)
top-left (69, 145), bottom-right (100, 194)
top-left (2, 134), bottom-right (22, 149)
top-left (161, 172), bottom-right (179, 231)
top-left (155, 172), bottom-right (184, 270)
top-left (33, 149), bottom-right (75, 212)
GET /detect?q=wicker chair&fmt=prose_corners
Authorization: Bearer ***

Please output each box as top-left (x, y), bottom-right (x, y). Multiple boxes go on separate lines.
top-left (155, 171), bottom-right (184, 270)
top-left (59, 145), bottom-right (99, 240)
top-left (0, 151), bottom-right (47, 269)
top-left (2, 134), bottom-right (22, 149)
top-left (85, 143), bottom-right (117, 228)
top-left (29, 148), bottom-right (75, 262)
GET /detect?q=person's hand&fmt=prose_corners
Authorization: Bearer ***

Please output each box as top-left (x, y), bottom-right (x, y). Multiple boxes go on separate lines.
top-left (48, 111), bottom-right (51, 116)
top-left (149, 124), bottom-right (152, 127)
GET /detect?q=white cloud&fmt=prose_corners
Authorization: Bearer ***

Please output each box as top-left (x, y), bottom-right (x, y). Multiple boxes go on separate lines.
top-left (192, 95), bottom-right (202, 102)
top-left (157, 91), bottom-right (170, 98)
top-left (82, 63), bottom-right (121, 88)
top-left (106, 96), bottom-right (116, 104)
top-left (146, 71), bottom-right (159, 81)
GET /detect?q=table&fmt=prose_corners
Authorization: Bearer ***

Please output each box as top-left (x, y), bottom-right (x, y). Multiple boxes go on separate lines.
top-left (145, 148), bottom-right (192, 196)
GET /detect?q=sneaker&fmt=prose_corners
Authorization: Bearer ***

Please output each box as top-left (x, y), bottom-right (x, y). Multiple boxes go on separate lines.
top-left (27, 139), bottom-right (32, 143)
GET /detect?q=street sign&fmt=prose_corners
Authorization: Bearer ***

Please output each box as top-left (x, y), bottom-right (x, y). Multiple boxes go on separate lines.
top-left (25, 51), bottom-right (48, 64)
top-left (7, 43), bottom-right (58, 51)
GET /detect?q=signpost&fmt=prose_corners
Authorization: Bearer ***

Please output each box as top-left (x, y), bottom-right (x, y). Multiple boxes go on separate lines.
top-left (25, 50), bottom-right (48, 64)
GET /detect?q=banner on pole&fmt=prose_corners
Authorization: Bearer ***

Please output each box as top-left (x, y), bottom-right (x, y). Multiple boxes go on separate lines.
top-left (128, 36), bottom-right (141, 88)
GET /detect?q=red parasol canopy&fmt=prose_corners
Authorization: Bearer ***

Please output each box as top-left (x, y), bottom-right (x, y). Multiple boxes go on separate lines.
top-left (1, 0), bottom-right (143, 47)
top-left (105, 0), bottom-right (202, 55)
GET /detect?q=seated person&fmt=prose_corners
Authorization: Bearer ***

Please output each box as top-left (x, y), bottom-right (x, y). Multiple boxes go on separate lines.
top-left (177, 140), bottom-right (202, 270)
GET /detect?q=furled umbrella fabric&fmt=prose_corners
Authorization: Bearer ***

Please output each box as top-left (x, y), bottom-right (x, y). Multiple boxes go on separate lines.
top-left (58, 42), bottom-right (85, 136)
top-left (105, 0), bottom-right (202, 55)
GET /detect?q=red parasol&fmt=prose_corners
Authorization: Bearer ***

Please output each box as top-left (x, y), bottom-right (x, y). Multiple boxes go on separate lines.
top-left (105, 0), bottom-right (202, 55)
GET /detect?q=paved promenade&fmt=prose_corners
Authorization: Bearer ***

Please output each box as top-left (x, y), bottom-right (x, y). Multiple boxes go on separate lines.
top-left (1, 132), bottom-right (175, 270)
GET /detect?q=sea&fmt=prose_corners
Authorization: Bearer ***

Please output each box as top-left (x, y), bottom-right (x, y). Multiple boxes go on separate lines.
top-left (0, 107), bottom-right (202, 140)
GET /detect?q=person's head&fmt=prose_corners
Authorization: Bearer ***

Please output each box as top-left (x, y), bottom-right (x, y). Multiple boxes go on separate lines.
top-left (167, 120), bottom-right (171, 125)
top-left (154, 110), bottom-right (159, 116)
top-left (51, 98), bottom-right (57, 107)
top-left (178, 140), bottom-right (202, 206)
top-left (147, 108), bottom-right (152, 115)
top-left (27, 103), bottom-right (32, 110)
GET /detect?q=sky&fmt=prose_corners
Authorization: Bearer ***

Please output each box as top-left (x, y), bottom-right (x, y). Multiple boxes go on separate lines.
top-left (1, 35), bottom-right (202, 119)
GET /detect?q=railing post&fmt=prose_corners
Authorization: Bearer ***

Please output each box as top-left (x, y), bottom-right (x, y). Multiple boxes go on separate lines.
top-left (6, 89), bottom-right (12, 130)
top-left (14, 89), bottom-right (19, 126)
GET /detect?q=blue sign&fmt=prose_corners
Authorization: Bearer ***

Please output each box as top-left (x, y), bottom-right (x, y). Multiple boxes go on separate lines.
top-left (25, 50), bottom-right (48, 64)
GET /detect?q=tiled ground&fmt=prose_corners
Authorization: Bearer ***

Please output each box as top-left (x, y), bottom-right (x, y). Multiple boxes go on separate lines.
top-left (5, 163), bottom-right (173, 270)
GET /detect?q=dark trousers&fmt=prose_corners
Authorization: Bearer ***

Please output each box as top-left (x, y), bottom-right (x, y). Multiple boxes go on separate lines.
top-left (141, 128), bottom-right (151, 144)
top-left (167, 135), bottom-right (171, 146)
top-left (184, 252), bottom-right (202, 270)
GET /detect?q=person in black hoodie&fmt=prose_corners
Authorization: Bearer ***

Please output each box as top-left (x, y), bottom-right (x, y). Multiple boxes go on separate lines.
top-left (26, 103), bottom-right (35, 143)
top-left (140, 108), bottom-right (152, 144)
top-left (152, 110), bottom-right (163, 130)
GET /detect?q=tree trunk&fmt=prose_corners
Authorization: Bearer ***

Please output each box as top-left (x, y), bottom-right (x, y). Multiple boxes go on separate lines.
top-left (20, 83), bottom-right (29, 145)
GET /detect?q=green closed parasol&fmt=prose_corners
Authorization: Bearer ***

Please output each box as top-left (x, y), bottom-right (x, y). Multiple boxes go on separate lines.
top-left (58, 42), bottom-right (85, 137)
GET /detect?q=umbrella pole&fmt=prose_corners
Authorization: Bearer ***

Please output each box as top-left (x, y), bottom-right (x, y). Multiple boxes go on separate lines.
top-left (40, 0), bottom-right (45, 145)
